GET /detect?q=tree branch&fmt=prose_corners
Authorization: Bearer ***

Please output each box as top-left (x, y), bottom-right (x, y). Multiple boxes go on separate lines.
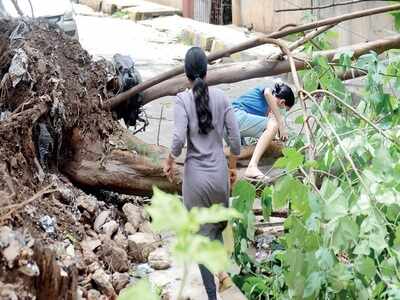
top-left (104, 3), bottom-right (400, 109)
top-left (275, 0), bottom-right (387, 13)
top-left (141, 35), bottom-right (400, 104)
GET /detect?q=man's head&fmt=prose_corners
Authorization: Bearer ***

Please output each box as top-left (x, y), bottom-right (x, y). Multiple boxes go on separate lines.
top-left (272, 82), bottom-right (295, 110)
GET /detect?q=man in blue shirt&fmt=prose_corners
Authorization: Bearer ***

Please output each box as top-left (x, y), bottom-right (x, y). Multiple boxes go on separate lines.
top-left (231, 80), bottom-right (295, 179)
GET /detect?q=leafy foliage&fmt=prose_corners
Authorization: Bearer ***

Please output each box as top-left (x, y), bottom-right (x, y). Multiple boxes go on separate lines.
top-left (231, 17), bottom-right (400, 299)
top-left (118, 279), bottom-right (159, 300)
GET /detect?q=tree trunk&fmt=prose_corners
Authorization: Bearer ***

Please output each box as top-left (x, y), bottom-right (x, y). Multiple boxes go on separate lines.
top-left (62, 127), bottom-right (182, 196)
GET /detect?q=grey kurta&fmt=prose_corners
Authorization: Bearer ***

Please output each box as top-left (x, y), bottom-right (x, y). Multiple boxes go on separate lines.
top-left (171, 87), bottom-right (241, 211)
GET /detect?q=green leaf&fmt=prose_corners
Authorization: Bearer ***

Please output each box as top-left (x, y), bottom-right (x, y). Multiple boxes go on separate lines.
top-left (261, 186), bottom-right (272, 221)
top-left (395, 225), bottom-right (400, 246)
top-left (355, 256), bottom-right (376, 279)
top-left (273, 175), bottom-right (309, 215)
top-left (381, 257), bottom-right (396, 278)
top-left (295, 115), bottom-right (304, 124)
top-left (147, 187), bottom-right (193, 233)
top-left (392, 12), bottom-right (400, 32)
top-left (356, 52), bottom-right (378, 69)
top-left (315, 247), bottom-right (335, 271)
top-left (320, 179), bottom-right (348, 221)
top-left (331, 216), bottom-right (359, 251)
top-left (304, 160), bottom-right (318, 169)
top-left (175, 235), bottom-right (230, 273)
top-left (273, 148), bottom-right (304, 172)
top-left (328, 263), bottom-right (353, 292)
top-left (273, 176), bottom-right (293, 209)
top-left (242, 276), bottom-right (268, 298)
top-left (354, 240), bottom-right (371, 256)
top-left (303, 272), bottom-right (324, 298)
top-left (232, 180), bottom-right (256, 214)
top-left (118, 279), bottom-right (160, 300)
top-left (190, 205), bottom-right (242, 226)
top-left (302, 69), bottom-right (319, 92)
top-left (246, 211), bottom-right (256, 241)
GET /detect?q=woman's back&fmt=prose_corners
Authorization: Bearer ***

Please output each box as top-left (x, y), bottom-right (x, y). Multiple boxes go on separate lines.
top-left (173, 87), bottom-right (237, 170)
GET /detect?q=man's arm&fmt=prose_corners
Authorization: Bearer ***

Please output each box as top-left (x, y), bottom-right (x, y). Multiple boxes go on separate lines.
top-left (263, 88), bottom-right (288, 141)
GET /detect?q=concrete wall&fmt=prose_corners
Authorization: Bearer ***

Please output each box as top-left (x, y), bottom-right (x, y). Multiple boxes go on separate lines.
top-left (147, 0), bottom-right (182, 10)
top-left (234, 0), bottom-right (395, 46)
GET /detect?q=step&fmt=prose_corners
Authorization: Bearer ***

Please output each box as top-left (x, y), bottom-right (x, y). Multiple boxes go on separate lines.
top-left (120, 0), bottom-right (181, 21)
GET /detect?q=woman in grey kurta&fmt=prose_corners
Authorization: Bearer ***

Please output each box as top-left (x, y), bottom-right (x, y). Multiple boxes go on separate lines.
top-left (163, 47), bottom-right (240, 300)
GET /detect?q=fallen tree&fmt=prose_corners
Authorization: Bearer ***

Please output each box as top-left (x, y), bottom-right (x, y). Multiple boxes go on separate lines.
top-left (141, 35), bottom-right (400, 103)
top-left (105, 2), bottom-right (400, 109)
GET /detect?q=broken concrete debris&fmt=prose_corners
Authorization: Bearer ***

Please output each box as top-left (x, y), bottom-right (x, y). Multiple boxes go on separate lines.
top-left (122, 203), bottom-right (144, 231)
top-left (112, 272), bottom-right (130, 293)
top-left (99, 238), bottom-right (129, 273)
top-left (77, 195), bottom-right (99, 215)
top-left (92, 268), bottom-right (116, 298)
top-left (101, 220), bottom-right (119, 238)
top-left (39, 215), bottom-right (56, 234)
top-left (94, 210), bottom-right (112, 233)
top-left (128, 232), bottom-right (160, 263)
top-left (148, 247), bottom-right (171, 270)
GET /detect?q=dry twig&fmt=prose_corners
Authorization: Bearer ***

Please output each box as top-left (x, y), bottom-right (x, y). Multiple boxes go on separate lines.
top-left (0, 185), bottom-right (57, 223)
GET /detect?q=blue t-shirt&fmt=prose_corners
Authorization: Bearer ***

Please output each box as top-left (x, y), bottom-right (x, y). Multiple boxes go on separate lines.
top-left (232, 86), bottom-right (269, 117)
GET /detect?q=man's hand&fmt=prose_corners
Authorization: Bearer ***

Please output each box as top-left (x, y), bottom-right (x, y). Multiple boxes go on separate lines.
top-left (163, 155), bottom-right (175, 183)
top-left (278, 123), bottom-right (288, 142)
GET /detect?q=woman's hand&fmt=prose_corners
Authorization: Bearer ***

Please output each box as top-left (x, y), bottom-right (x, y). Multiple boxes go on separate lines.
top-left (163, 155), bottom-right (175, 183)
top-left (229, 168), bottom-right (237, 189)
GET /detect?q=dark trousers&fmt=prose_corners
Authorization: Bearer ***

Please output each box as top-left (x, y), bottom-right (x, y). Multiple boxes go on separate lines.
top-left (198, 222), bottom-right (226, 300)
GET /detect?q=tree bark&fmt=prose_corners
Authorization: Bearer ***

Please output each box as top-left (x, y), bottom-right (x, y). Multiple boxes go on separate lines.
top-left (62, 127), bottom-right (181, 196)
top-left (34, 243), bottom-right (78, 300)
top-left (105, 3), bottom-right (400, 109)
top-left (141, 35), bottom-right (400, 104)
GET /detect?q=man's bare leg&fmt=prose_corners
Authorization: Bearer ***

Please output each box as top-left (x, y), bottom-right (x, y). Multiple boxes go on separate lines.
top-left (245, 120), bottom-right (278, 178)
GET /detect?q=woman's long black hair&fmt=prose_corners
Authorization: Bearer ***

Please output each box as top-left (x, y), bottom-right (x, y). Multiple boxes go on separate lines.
top-left (184, 47), bottom-right (214, 135)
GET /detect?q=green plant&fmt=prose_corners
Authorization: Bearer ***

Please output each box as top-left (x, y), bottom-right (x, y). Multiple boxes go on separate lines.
top-left (231, 43), bottom-right (400, 299)
top-left (118, 187), bottom-right (241, 300)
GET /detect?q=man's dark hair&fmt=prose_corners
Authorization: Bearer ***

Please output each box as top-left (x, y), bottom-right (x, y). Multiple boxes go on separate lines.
top-left (272, 82), bottom-right (295, 108)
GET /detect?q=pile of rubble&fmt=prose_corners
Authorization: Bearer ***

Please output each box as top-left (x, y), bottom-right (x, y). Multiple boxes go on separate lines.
top-left (0, 180), bottom-right (172, 299)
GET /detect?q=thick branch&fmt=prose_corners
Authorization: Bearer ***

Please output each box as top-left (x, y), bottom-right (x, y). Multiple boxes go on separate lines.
top-left (11, 0), bottom-right (24, 16)
top-left (141, 35), bottom-right (400, 104)
top-left (275, 0), bottom-right (387, 13)
top-left (105, 3), bottom-right (400, 109)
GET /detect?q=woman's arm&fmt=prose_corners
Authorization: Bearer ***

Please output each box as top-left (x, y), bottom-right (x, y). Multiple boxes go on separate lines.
top-left (170, 96), bottom-right (188, 158)
top-left (165, 96), bottom-right (188, 181)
